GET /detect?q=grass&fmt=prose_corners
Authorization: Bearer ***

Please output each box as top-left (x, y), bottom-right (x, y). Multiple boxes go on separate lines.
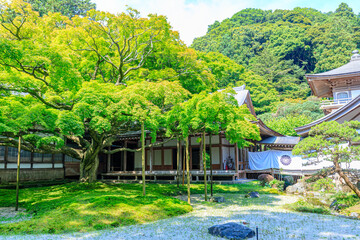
top-left (0, 180), bottom-right (275, 234)
top-left (284, 197), bottom-right (331, 215)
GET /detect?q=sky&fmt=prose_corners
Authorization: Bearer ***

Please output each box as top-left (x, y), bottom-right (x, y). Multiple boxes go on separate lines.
top-left (92, 0), bottom-right (360, 46)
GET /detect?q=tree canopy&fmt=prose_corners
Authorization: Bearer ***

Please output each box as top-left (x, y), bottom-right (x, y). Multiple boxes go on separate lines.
top-left (0, 0), bottom-right (263, 183)
top-left (293, 121), bottom-right (360, 197)
top-left (24, 0), bottom-right (96, 18)
top-left (192, 3), bottom-right (360, 103)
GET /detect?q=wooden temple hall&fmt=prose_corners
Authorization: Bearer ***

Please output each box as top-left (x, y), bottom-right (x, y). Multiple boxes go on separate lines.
top-left (0, 85), bottom-right (297, 183)
top-left (101, 132), bottom-right (298, 182)
top-left (101, 86), bottom-right (295, 181)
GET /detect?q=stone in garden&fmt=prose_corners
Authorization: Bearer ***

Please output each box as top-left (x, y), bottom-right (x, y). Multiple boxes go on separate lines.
top-left (284, 176), bottom-right (294, 185)
top-left (210, 197), bottom-right (225, 202)
top-left (248, 191), bottom-right (260, 198)
top-left (330, 200), bottom-right (348, 211)
top-left (258, 174), bottom-right (274, 183)
top-left (208, 222), bottom-right (255, 240)
top-left (350, 212), bottom-right (359, 218)
top-left (286, 181), bottom-right (305, 194)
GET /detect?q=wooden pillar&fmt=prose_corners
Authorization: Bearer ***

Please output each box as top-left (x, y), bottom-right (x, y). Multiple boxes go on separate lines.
top-left (179, 139), bottom-right (182, 171)
top-left (219, 135), bottom-right (223, 170)
top-left (189, 136), bottom-right (192, 170)
top-left (4, 146), bottom-right (8, 169)
top-left (161, 141), bottom-right (164, 169)
top-left (107, 147), bottom-right (111, 173)
top-left (235, 144), bottom-right (239, 175)
top-left (124, 141), bottom-right (127, 171)
top-left (199, 136), bottom-right (203, 171)
top-left (149, 144), bottom-right (153, 172)
top-left (30, 152), bottom-right (34, 170)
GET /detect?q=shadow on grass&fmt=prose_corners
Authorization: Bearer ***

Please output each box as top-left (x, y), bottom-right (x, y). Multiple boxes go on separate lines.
top-left (0, 181), bottom-right (280, 235)
top-left (75, 202), bottom-right (360, 240)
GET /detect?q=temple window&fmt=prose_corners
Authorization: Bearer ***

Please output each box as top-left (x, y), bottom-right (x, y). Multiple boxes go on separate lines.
top-left (335, 91), bottom-right (350, 104)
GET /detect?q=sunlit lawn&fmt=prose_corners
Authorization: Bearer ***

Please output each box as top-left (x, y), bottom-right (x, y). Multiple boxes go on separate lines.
top-left (0, 181), bottom-right (277, 234)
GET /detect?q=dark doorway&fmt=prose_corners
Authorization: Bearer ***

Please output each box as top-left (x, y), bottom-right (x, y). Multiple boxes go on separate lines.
top-left (111, 151), bottom-right (123, 171)
top-left (126, 143), bottom-right (137, 171)
top-left (192, 148), bottom-right (200, 170)
top-left (172, 149), bottom-right (177, 170)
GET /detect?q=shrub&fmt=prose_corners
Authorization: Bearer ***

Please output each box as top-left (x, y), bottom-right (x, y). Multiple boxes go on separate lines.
top-left (269, 179), bottom-right (285, 191)
top-left (285, 198), bottom-right (330, 215)
top-left (333, 192), bottom-right (360, 207)
top-left (310, 177), bottom-right (336, 193)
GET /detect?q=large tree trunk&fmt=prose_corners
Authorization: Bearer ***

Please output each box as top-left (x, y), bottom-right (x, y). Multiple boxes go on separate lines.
top-left (15, 136), bottom-right (21, 211)
top-left (209, 133), bottom-right (213, 197)
top-left (185, 136), bottom-right (191, 204)
top-left (141, 121), bottom-right (146, 196)
top-left (80, 141), bottom-right (102, 183)
top-left (334, 156), bottom-right (360, 198)
top-left (202, 131), bottom-right (207, 201)
top-left (177, 137), bottom-right (180, 188)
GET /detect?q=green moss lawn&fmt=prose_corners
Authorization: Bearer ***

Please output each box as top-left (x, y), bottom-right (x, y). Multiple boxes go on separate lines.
top-left (0, 181), bottom-right (278, 234)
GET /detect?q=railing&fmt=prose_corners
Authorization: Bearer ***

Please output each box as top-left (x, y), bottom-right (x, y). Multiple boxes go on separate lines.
top-left (321, 98), bottom-right (353, 108)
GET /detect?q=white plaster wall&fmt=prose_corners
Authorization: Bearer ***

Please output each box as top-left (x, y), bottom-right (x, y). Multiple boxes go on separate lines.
top-left (352, 89), bottom-right (360, 99)
top-left (211, 135), bottom-right (219, 144)
top-left (164, 149), bottom-right (172, 165)
top-left (222, 138), bottom-right (230, 145)
top-left (222, 147), bottom-right (235, 161)
top-left (191, 136), bottom-right (201, 145)
top-left (221, 146), bottom-right (236, 169)
top-left (32, 164), bottom-right (52, 168)
top-left (154, 150), bottom-right (162, 165)
top-left (164, 139), bottom-right (177, 147)
top-left (134, 152), bottom-right (141, 169)
top-left (190, 135), bottom-right (219, 145)
top-left (211, 147), bottom-right (220, 164)
top-left (7, 163), bottom-right (31, 169)
top-left (54, 163), bottom-right (63, 168)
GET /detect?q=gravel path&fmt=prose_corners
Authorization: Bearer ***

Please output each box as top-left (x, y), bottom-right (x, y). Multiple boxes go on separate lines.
top-left (1, 194), bottom-right (360, 240)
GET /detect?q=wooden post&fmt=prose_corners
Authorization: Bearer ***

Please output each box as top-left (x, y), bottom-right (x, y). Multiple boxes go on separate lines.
top-left (107, 147), bottom-right (111, 172)
top-left (189, 136), bottom-right (192, 170)
top-left (182, 142), bottom-right (185, 186)
top-left (219, 134), bottom-right (223, 170)
top-left (4, 146), bottom-right (8, 169)
top-left (150, 145), bottom-right (153, 172)
top-left (141, 121), bottom-right (146, 196)
top-left (202, 131), bottom-right (207, 201)
top-left (161, 141), bottom-right (164, 168)
top-left (124, 141), bottom-right (127, 171)
top-left (199, 136), bottom-right (203, 170)
top-left (210, 133), bottom-right (213, 197)
top-left (15, 136), bottom-right (21, 211)
top-left (185, 137), bottom-right (191, 204)
top-left (177, 138), bottom-right (180, 188)
top-left (235, 144), bottom-right (239, 177)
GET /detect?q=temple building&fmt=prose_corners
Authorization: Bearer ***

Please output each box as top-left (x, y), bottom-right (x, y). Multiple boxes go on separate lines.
top-left (295, 50), bottom-right (360, 136)
top-left (0, 85), bottom-right (290, 182)
top-left (101, 85), bottom-right (288, 181)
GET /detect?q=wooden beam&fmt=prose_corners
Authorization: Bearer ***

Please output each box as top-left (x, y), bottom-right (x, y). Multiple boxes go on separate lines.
top-left (124, 141), bottom-right (127, 171)
top-left (189, 136), bottom-right (192, 170)
top-left (107, 147), bottom-right (111, 173)
top-left (150, 144), bottom-right (153, 172)
top-left (161, 141), bottom-right (164, 167)
top-left (235, 144), bottom-right (239, 175)
top-left (219, 135), bottom-right (223, 170)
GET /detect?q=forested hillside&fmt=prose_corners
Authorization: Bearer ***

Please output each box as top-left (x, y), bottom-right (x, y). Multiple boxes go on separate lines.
top-left (192, 3), bottom-right (360, 135)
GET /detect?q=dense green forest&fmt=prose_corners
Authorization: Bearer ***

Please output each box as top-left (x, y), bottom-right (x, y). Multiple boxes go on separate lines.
top-left (192, 3), bottom-right (360, 135)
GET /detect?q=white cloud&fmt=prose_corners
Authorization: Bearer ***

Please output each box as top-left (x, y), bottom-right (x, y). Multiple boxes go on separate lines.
top-left (92, 0), bottom-right (360, 46)
top-left (92, 0), bottom-right (251, 45)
